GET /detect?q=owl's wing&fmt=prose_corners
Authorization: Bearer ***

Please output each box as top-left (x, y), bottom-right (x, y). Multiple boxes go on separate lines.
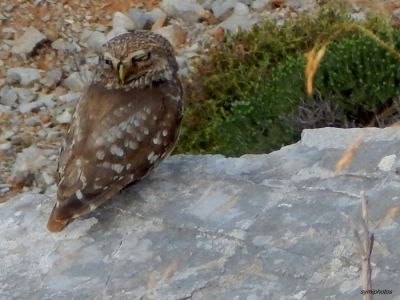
top-left (47, 82), bottom-right (182, 232)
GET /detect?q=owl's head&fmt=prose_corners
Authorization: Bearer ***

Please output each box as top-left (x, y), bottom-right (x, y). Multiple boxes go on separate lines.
top-left (95, 31), bottom-right (179, 90)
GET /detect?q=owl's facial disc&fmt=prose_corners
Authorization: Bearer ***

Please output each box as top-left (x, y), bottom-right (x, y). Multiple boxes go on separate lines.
top-left (103, 49), bottom-right (155, 85)
top-left (120, 49), bottom-right (152, 84)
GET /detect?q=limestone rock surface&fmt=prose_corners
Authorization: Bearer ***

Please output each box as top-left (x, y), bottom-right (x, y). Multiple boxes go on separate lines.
top-left (1, 127), bottom-right (400, 299)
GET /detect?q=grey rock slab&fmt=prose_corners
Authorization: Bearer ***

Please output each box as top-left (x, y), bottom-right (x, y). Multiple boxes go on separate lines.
top-left (11, 26), bottom-right (47, 55)
top-left (301, 127), bottom-right (400, 150)
top-left (1, 127), bottom-right (400, 299)
top-left (6, 67), bottom-right (43, 85)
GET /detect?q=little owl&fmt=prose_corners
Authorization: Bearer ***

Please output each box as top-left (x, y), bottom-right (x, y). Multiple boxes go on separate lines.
top-left (47, 31), bottom-right (183, 232)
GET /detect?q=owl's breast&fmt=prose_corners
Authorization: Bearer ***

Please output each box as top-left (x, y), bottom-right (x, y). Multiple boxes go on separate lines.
top-left (67, 80), bottom-right (182, 180)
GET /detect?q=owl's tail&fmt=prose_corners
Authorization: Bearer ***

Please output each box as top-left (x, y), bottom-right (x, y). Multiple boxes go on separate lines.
top-left (47, 205), bottom-right (71, 232)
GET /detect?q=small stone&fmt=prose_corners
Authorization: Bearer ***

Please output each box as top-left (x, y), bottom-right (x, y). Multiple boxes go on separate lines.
top-left (11, 26), bottom-right (47, 55)
top-left (9, 145), bottom-right (47, 186)
top-left (79, 29), bottom-right (93, 42)
top-left (106, 27), bottom-right (128, 41)
top-left (350, 12), bottom-right (366, 22)
top-left (211, 0), bottom-right (240, 19)
top-left (43, 27), bottom-right (59, 42)
top-left (51, 38), bottom-right (79, 52)
top-left (0, 87), bottom-right (18, 107)
top-left (41, 68), bottom-right (63, 88)
top-left (59, 92), bottom-right (80, 102)
top-left (154, 25), bottom-right (187, 49)
top-left (39, 114), bottom-right (52, 124)
top-left (218, 14), bottom-right (258, 33)
top-left (113, 12), bottom-right (138, 31)
top-left (0, 142), bottom-right (12, 151)
top-left (176, 56), bottom-right (189, 77)
top-left (6, 67), bottom-right (43, 85)
top-left (160, 0), bottom-right (207, 23)
top-left (0, 104), bottom-right (11, 112)
top-left (18, 94), bottom-right (55, 113)
top-left (212, 27), bottom-right (225, 42)
top-left (71, 23), bottom-right (82, 33)
top-left (234, 2), bottom-right (249, 15)
top-left (144, 8), bottom-right (168, 25)
top-left (2, 27), bottom-right (17, 40)
top-left (0, 50), bottom-right (10, 60)
top-left (25, 115), bottom-right (42, 126)
top-left (378, 155), bottom-right (396, 172)
top-left (0, 184), bottom-right (11, 194)
top-left (127, 8), bottom-right (147, 29)
top-left (42, 172), bottom-right (55, 186)
top-left (393, 8), bottom-right (400, 19)
top-left (85, 31), bottom-right (106, 51)
top-left (95, 24), bottom-right (109, 32)
top-left (56, 110), bottom-right (72, 124)
top-left (251, 0), bottom-right (271, 11)
top-left (13, 88), bottom-right (36, 103)
top-left (62, 72), bottom-right (86, 91)
top-left (151, 15), bottom-right (167, 31)
top-left (0, 87), bottom-right (36, 105)
top-left (4, 4), bottom-right (16, 12)
top-left (200, 0), bottom-right (214, 9)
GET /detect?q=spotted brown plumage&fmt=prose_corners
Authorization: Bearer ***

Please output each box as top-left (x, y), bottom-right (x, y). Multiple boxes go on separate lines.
top-left (47, 31), bottom-right (183, 232)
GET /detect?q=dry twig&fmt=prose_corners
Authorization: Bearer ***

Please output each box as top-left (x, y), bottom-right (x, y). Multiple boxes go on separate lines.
top-left (354, 192), bottom-right (374, 300)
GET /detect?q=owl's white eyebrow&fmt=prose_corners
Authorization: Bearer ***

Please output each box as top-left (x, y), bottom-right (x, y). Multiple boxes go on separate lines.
top-left (125, 50), bottom-right (149, 63)
top-left (103, 52), bottom-right (113, 59)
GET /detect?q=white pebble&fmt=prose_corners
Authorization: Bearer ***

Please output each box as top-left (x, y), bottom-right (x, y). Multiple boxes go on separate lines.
top-left (378, 154), bottom-right (396, 172)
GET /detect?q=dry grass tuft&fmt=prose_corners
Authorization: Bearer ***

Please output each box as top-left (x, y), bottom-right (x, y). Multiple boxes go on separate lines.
top-left (335, 133), bottom-right (365, 173)
top-left (305, 46), bottom-right (327, 96)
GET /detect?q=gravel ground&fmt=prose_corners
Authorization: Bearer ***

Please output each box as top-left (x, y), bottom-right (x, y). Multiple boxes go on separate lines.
top-left (1, 0), bottom-right (400, 202)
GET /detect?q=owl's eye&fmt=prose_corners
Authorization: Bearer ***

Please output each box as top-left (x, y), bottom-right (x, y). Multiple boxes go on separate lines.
top-left (131, 52), bottom-right (150, 62)
top-left (104, 58), bottom-right (113, 66)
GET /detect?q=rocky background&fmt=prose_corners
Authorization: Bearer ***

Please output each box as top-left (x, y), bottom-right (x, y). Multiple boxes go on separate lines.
top-left (1, 0), bottom-right (400, 201)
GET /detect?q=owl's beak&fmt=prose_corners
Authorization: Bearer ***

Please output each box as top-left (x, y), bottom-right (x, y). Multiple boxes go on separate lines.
top-left (118, 63), bottom-right (126, 84)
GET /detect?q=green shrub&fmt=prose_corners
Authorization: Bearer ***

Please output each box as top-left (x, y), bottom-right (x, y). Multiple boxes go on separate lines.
top-left (176, 4), bottom-right (400, 156)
